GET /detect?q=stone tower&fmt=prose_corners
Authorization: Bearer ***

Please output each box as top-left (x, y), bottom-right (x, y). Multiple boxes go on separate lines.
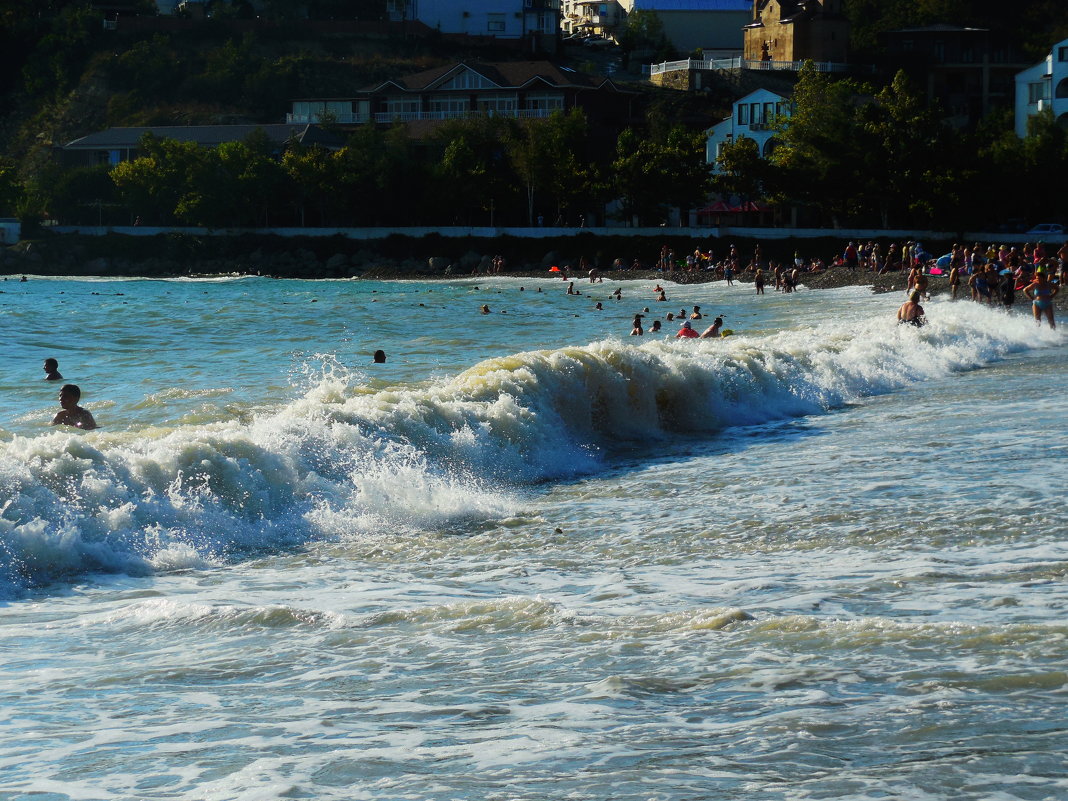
top-left (744, 0), bottom-right (850, 64)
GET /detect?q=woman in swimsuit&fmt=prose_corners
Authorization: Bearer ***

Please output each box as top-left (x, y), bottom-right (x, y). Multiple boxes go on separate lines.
top-left (1024, 267), bottom-right (1058, 329)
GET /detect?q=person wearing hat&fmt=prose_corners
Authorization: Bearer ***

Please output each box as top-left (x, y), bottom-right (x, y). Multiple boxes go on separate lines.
top-left (675, 320), bottom-right (699, 338)
top-left (1024, 265), bottom-right (1058, 329)
top-left (630, 313), bottom-right (644, 336)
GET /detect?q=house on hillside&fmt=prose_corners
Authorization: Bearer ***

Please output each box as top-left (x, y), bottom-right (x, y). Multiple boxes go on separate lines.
top-left (620, 0), bottom-right (751, 53)
top-left (561, 0), bottom-right (626, 40)
top-left (742, 0), bottom-right (849, 65)
top-left (287, 60), bottom-right (636, 135)
top-left (386, 0), bottom-right (561, 50)
top-left (58, 124), bottom-right (343, 168)
top-left (880, 25), bottom-right (1029, 128)
top-left (1014, 37), bottom-right (1068, 137)
top-left (704, 87), bottom-right (790, 167)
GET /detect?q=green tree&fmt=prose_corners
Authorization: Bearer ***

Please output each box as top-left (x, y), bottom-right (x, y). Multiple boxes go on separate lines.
top-left (858, 69), bottom-right (965, 227)
top-left (111, 134), bottom-right (209, 224)
top-left (711, 135), bottom-right (766, 201)
top-left (612, 125), bottom-right (710, 226)
top-left (0, 158), bottom-right (25, 217)
top-left (766, 63), bottom-right (871, 226)
top-left (505, 109), bottom-right (592, 226)
top-left (434, 116), bottom-right (520, 226)
top-left (283, 144), bottom-right (335, 226)
top-left (619, 9), bottom-right (674, 62)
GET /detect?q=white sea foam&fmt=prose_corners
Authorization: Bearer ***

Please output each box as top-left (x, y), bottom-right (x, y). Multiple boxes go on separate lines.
top-left (0, 301), bottom-right (1058, 596)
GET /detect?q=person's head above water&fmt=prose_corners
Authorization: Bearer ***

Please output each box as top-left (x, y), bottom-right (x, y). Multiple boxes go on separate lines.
top-left (59, 383), bottom-right (81, 407)
top-left (373, 349), bottom-right (386, 363)
top-left (43, 358), bottom-right (62, 380)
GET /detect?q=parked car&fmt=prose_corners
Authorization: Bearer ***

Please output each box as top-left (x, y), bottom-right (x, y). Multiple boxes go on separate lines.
top-left (582, 36), bottom-right (614, 49)
top-left (1024, 223), bottom-right (1065, 237)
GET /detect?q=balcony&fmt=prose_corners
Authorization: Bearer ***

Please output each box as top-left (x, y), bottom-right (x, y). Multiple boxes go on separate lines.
top-left (287, 112), bottom-right (368, 124)
top-left (646, 57), bottom-right (861, 77)
top-left (372, 108), bottom-right (556, 123)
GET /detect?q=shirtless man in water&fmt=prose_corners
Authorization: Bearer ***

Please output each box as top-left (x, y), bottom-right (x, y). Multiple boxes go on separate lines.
top-left (897, 291), bottom-right (926, 327)
top-left (51, 384), bottom-right (98, 430)
top-left (700, 316), bottom-right (724, 338)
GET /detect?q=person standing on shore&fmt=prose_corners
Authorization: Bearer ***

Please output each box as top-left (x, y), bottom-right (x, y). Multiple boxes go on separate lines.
top-left (754, 268), bottom-right (765, 294)
top-left (948, 264), bottom-right (960, 300)
top-left (1024, 266), bottom-right (1058, 329)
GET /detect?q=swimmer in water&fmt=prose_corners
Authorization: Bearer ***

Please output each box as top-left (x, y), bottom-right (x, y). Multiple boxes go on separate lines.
top-left (51, 384), bottom-right (98, 430)
top-left (43, 358), bottom-right (63, 381)
top-left (896, 291), bottom-right (926, 327)
top-left (650, 320), bottom-right (661, 333)
top-left (675, 321), bottom-right (699, 338)
top-left (480, 304), bottom-right (491, 314)
top-left (630, 314), bottom-right (644, 335)
top-left (700, 316), bottom-right (724, 338)
top-left (373, 349), bottom-right (386, 363)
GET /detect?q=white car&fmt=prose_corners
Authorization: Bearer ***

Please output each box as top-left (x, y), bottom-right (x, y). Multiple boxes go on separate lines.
top-left (1024, 223), bottom-right (1065, 237)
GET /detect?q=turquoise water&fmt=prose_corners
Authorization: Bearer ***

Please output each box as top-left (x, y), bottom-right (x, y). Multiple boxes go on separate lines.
top-left (1, 274), bottom-right (1066, 800)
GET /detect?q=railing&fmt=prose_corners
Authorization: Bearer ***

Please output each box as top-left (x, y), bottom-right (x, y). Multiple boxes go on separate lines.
top-left (286, 108), bottom-right (559, 125)
top-left (286, 112), bottom-right (368, 124)
top-left (372, 108), bottom-right (556, 123)
top-left (647, 57), bottom-right (857, 77)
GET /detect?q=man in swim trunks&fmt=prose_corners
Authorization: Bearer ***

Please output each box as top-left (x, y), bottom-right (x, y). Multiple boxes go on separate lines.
top-left (897, 291), bottom-right (926, 327)
top-left (51, 384), bottom-right (98, 430)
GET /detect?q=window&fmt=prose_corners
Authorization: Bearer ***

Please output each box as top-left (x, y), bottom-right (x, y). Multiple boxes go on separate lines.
top-left (525, 93), bottom-right (564, 111)
top-left (429, 97), bottom-right (469, 116)
top-left (737, 104), bottom-right (749, 125)
top-left (1029, 82), bottom-right (1048, 104)
top-left (487, 12), bottom-right (505, 31)
top-left (477, 94), bottom-right (518, 113)
top-left (385, 97), bottom-right (420, 116)
top-left (751, 103), bottom-right (762, 124)
top-left (1059, 46), bottom-right (1068, 62)
top-left (764, 102), bottom-right (775, 123)
top-left (441, 70), bottom-right (494, 90)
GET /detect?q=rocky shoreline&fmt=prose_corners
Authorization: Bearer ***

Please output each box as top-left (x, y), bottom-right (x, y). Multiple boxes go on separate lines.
top-left (3, 231), bottom-right (1064, 311)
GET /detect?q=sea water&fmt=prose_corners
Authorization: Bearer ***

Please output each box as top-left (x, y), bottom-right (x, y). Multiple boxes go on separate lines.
top-left (1, 274), bottom-right (1066, 801)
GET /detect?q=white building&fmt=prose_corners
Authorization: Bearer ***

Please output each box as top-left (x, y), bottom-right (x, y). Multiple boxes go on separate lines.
top-left (393, 0), bottom-right (561, 41)
top-left (561, 0), bottom-right (626, 39)
top-left (1014, 37), bottom-right (1068, 138)
top-left (705, 87), bottom-right (790, 169)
